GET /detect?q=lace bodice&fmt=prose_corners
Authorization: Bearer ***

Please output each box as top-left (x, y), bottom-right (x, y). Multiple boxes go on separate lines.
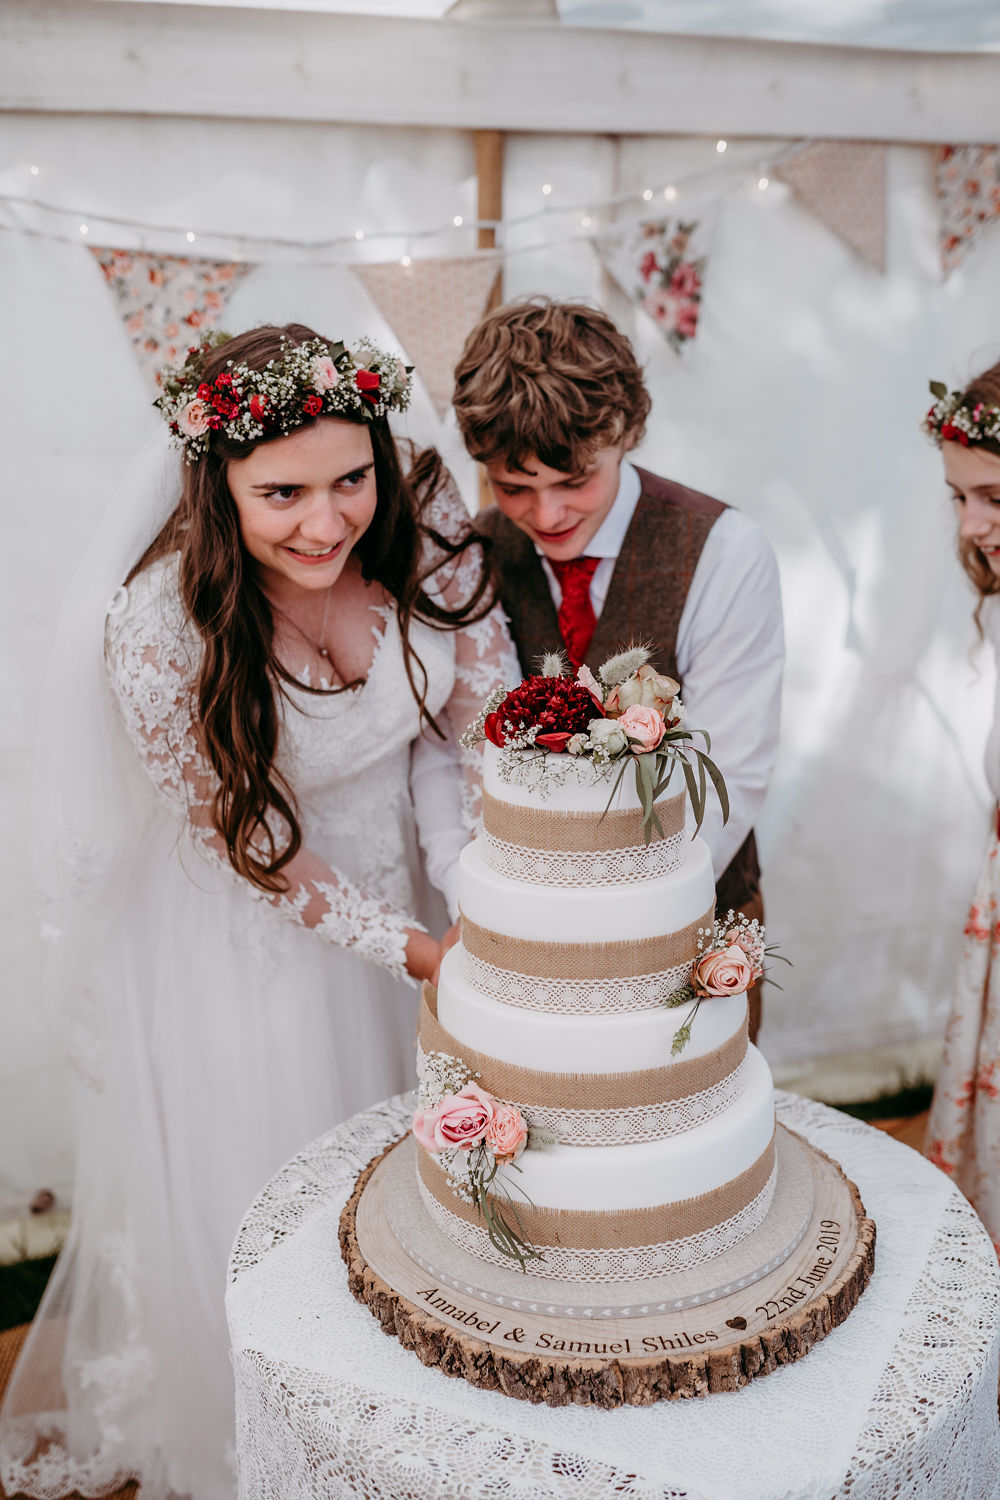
top-left (104, 477), bottom-right (517, 982)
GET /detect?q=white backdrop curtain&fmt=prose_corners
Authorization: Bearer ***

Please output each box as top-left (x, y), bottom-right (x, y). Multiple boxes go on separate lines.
top-left (1, 111), bottom-right (996, 1213)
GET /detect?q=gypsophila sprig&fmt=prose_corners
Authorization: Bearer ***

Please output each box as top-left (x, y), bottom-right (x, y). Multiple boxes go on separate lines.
top-left (921, 381), bottom-right (1000, 449)
top-left (154, 331), bottom-right (412, 461)
top-left (459, 684), bottom-right (511, 752)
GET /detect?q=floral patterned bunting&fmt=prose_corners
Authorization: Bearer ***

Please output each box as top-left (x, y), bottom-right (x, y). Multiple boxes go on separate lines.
top-left (935, 145), bottom-right (1000, 275)
top-left (90, 248), bottom-right (253, 388)
top-left (354, 254), bottom-right (500, 419)
top-left (594, 217), bottom-right (708, 352)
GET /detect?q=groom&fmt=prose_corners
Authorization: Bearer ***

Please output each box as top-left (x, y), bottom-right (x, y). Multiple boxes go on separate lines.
top-left (451, 299), bottom-right (784, 1043)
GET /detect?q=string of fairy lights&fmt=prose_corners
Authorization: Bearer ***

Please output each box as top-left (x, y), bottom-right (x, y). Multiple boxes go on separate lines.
top-left (1, 140), bottom-right (801, 263)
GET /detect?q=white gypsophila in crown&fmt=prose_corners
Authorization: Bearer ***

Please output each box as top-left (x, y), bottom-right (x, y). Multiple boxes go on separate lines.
top-left (154, 330), bottom-right (412, 461)
top-left (921, 380), bottom-right (1000, 448)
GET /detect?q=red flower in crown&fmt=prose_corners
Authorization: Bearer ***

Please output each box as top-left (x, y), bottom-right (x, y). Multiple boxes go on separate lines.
top-left (249, 394), bottom-right (269, 422)
top-left (355, 369), bottom-right (381, 403)
top-left (484, 675), bottom-right (605, 753)
top-left (940, 422), bottom-right (970, 446)
top-left (303, 394), bottom-right (323, 416)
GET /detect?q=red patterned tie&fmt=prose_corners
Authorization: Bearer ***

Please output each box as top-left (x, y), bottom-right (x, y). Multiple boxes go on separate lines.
top-left (550, 555), bottom-right (600, 670)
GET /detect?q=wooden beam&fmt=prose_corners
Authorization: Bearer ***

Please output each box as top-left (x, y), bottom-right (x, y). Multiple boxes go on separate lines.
top-left (473, 132), bottom-right (503, 507)
top-left (5, 1), bottom-right (1000, 141)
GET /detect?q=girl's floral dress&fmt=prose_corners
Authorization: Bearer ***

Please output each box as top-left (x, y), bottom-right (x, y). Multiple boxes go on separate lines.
top-left (926, 594), bottom-right (1000, 1256)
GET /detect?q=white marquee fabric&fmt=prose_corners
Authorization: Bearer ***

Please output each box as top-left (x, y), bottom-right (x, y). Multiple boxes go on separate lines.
top-left (2, 21), bottom-right (999, 1212)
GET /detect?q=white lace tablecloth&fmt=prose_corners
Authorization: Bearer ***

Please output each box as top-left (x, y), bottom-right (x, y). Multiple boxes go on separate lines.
top-left (226, 1092), bottom-right (1000, 1500)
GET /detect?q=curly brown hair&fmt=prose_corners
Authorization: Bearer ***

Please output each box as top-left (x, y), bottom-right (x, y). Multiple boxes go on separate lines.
top-left (452, 298), bottom-right (652, 474)
top-left (946, 360), bottom-right (1000, 620)
top-left (132, 323), bottom-right (492, 894)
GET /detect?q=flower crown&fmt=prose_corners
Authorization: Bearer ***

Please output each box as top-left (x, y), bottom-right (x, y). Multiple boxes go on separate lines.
top-left (921, 380), bottom-right (1000, 449)
top-left (154, 330), bottom-right (412, 461)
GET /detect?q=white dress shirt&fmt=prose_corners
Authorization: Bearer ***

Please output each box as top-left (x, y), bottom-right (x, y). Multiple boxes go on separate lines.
top-left (538, 462), bottom-right (785, 880)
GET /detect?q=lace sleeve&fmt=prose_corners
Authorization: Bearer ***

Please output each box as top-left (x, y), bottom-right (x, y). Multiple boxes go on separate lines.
top-left (419, 468), bottom-right (520, 831)
top-left (103, 562), bottom-right (423, 983)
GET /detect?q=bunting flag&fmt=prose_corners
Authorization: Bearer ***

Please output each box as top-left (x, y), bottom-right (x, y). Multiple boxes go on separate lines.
top-left (935, 145), bottom-right (1000, 275)
top-left (774, 142), bottom-right (887, 272)
top-left (90, 248), bottom-right (253, 387)
top-left (595, 216), bottom-right (709, 352)
top-left (354, 254), bottom-right (500, 418)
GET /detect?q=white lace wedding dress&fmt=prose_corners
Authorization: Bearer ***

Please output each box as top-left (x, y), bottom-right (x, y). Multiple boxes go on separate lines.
top-left (0, 480), bottom-right (517, 1500)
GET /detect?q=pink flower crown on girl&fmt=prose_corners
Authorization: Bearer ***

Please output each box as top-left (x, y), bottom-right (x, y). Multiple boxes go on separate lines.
top-left (922, 380), bottom-right (1000, 449)
top-left (154, 330), bottom-right (413, 461)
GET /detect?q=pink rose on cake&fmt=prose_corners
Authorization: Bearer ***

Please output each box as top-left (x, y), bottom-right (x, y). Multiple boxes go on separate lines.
top-left (691, 944), bottom-right (754, 998)
top-left (618, 704), bottom-right (666, 752)
top-left (412, 1083), bottom-right (495, 1153)
top-left (604, 664), bottom-right (681, 724)
top-left (485, 1102), bottom-right (528, 1163)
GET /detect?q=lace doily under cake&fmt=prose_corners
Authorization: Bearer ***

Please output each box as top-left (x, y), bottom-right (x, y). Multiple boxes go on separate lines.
top-left (226, 1093), bottom-right (1000, 1500)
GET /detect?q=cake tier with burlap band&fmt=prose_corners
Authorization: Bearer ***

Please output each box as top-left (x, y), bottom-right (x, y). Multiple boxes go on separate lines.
top-left (480, 786), bottom-right (686, 886)
top-left (417, 987), bottom-right (749, 1147)
top-left (416, 1133), bottom-right (777, 1284)
top-left (459, 906), bottom-right (714, 1014)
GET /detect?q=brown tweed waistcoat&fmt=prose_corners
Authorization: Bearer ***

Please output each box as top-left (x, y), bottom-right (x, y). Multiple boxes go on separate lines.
top-left (475, 466), bottom-right (760, 910)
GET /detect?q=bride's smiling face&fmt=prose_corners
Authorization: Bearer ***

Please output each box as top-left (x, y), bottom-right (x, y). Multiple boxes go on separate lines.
top-left (227, 418), bottom-right (378, 600)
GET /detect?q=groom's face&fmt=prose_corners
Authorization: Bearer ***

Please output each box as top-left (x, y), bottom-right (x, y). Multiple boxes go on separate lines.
top-left (484, 443), bottom-right (626, 562)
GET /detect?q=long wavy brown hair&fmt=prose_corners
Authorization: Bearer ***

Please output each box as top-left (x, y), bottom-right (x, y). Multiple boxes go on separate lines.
top-left (132, 323), bottom-right (493, 894)
top-left (947, 360), bottom-right (1000, 629)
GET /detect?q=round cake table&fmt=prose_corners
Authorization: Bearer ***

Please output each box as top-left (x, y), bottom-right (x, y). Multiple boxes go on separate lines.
top-left (226, 1092), bottom-right (1000, 1500)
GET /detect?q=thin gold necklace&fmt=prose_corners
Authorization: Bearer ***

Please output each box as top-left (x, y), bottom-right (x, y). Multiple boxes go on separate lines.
top-left (275, 586), bottom-right (333, 661)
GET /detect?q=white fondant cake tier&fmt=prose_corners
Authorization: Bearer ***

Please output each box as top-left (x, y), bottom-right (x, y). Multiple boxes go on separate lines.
top-left (436, 945), bottom-right (745, 1073)
top-left (458, 835), bottom-right (714, 944)
top-left (411, 717), bottom-right (779, 1284)
top-left (492, 1045), bottom-right (774, 1213)
top-left (483, 740), bottom-right (649, 812)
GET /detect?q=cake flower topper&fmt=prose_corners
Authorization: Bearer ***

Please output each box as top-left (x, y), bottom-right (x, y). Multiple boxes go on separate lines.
top-left (664, 911), bottom-right (790, 1055)
top-left (413, 1050), bottom-right (539, 1269)
top-left (154, 329), bottom-right (412, 461)
top-left (461, 644), bottom-right (729, 845)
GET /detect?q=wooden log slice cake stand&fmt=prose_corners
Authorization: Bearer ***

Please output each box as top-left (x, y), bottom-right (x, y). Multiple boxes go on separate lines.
top-left (339, 1125), bottom-right (876, 1406)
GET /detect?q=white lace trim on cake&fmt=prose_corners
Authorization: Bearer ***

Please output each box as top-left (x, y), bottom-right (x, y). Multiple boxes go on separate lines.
top-left (512, 1059), bottom-right (749, 1146)
top-left (415, 1043), bottom-right (748, 1146)
top-left (482, 830), bottom-right (685, 886)
top-left (460, 949), bottom-right (695, 1013)
top-left (416, 1164), bottom-right (778, 1283)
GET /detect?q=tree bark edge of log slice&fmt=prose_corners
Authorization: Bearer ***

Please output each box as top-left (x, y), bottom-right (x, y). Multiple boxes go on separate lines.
top-left (338, 1133), bottom-right (877, 1408)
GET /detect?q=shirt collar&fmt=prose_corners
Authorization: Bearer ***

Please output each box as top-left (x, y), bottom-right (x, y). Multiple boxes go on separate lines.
top-left (532, 460), bottom-right (642, 561)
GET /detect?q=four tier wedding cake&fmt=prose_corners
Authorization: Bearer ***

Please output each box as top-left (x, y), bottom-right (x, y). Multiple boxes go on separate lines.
top-left (410, 651), bottom-right (777, 1284)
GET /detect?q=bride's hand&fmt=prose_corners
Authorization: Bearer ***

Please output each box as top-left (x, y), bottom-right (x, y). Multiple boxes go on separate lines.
top-left (404, 929), bottom-right (444, 985)
top-left (433, 922), bottom-right (461, 985)
top-left (404, 922), bottom-right (461, 986)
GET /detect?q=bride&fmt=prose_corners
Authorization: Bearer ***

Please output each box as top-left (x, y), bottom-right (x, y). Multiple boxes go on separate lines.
top-left (0, 324), bottom-right (517, 1499)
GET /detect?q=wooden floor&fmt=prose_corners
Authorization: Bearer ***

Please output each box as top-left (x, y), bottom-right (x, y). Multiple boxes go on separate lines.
top-left (0, 1110), bottom-right (930, 1500)
top-left (870, 1109), bottom-right (929, 1153)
